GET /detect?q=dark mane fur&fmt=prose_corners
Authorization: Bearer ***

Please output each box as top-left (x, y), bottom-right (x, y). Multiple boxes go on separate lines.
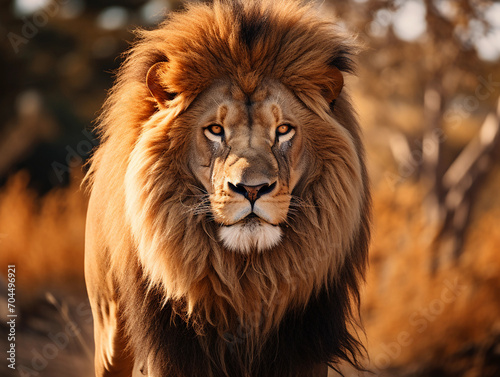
top-left (121, 212), bottom-right (370, 376)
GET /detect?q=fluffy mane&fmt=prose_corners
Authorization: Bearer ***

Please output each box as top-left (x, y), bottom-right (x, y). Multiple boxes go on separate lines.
top-left (86, 0), bottom-right (370, 375)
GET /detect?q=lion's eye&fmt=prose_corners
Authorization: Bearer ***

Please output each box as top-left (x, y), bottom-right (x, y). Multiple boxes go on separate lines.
top-left (276, 124), bottom-right (292, 136)
top-left (207, 124), bottom-right (224, 136)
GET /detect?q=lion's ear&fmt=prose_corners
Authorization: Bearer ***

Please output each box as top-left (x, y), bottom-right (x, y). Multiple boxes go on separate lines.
top-left (146, 62), bottom-right (176, 107)
top-left (322, 66), bottom-right (344, 104)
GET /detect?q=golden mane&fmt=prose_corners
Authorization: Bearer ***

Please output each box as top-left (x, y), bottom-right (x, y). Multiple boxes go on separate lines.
top-left (85, 0), bottom-right (370, 374)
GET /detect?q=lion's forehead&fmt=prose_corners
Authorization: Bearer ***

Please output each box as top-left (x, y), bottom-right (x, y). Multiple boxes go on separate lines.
top-left (222, 107), bottom-right (275, 144)
top-left (196, 80), bottom-right (296, 138)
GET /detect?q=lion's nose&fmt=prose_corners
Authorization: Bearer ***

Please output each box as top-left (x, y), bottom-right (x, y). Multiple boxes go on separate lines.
top-left (228, 182), bottom-right (277, 204)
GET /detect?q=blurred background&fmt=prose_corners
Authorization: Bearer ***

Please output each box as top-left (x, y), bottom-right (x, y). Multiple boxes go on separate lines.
top-left (0, 0), bottom-right (499, 376)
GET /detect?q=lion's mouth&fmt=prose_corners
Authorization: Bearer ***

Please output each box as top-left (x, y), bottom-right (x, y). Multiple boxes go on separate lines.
top-left (242, 212), bottom-right (259, 221)
top-left (236, 212), bottom-right (276, 228)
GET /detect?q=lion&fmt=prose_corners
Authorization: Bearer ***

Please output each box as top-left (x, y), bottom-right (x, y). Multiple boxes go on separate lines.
top-left (84, 1), bottom-right (371, 376)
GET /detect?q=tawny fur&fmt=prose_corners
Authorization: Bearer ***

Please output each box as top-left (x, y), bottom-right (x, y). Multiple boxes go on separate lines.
top-left (85, 1), bottom-right (370, 376)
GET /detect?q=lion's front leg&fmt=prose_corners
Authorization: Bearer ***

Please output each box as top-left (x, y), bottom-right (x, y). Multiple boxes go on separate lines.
top-left (90, 295), bottom-right (134, 377)
top-left (85, 229), bottom-right (134, 375)
top-left (86, 272), bottom-right (133, 377)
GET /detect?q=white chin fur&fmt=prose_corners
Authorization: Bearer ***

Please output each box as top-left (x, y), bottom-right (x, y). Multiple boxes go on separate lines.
top-left (218, 220), bottom-right (283, 253)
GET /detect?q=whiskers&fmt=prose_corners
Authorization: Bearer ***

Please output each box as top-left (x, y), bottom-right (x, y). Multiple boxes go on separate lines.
top-left (186, 197), bottom-right (212, 216)
top-left (180, 189), bottom-right (321, 232)
top-left (181, 184), bottom-right (215, 219)
top-left (287, 195), bottom-right (317, 216)
top-left (283, 195), bottom-right (323, 232)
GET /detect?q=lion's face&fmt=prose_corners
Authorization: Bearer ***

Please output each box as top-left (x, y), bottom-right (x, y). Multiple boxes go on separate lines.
top-left (187, 80), bottom-right (307, 253)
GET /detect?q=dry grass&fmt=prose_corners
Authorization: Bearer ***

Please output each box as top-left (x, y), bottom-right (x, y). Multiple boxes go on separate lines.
top-left (0, 169), bottom-right (88, 294)
top-left (363, 169), bottom-right (500, 376)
